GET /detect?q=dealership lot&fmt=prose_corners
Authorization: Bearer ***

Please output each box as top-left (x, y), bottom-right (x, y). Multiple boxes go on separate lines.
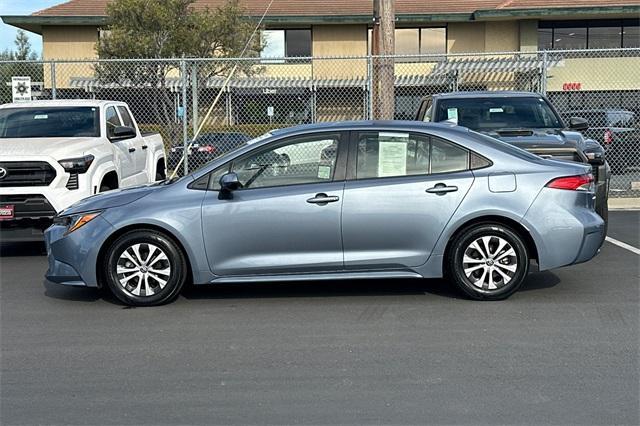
top-left (0, 211), bottom-right (638, 425)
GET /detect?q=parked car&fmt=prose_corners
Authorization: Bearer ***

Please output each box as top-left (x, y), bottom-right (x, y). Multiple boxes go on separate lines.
top-left (167, 132), bottom-right (251, 173)
top-left (560, 109), bottom-right (638, 174)
top-left (415, 92), bottom-right (611, 226)
top-left (45, 121), bottom-right (604, 306)
top-left (0, 100), bottom-right (166, 241)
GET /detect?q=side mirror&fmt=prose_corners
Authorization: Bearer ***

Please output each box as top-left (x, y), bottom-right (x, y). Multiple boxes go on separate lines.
top-left (110, 125), bottom-right (136, 141)
top-left (568, 117), bottom-right (589, 131)
top-left (218, 172), bottom-right (241, 199)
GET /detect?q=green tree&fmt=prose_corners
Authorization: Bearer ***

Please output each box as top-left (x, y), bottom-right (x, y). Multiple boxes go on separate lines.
top-left (14, 30), bottom-right (38, 60)
top-left (0, 31), bottom-right (42, 103)
top-left (96, 0), bottom-right (261, 135)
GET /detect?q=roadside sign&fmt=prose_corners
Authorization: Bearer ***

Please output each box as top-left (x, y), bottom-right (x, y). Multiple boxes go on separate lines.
top-left (12, 76), bottom-right (31, 103)
top-left (267, 106), bottom-right (274, 117)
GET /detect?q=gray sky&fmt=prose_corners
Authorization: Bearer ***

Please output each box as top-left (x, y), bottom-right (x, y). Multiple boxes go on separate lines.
top-left (0, 0), bottom-right (62, 56)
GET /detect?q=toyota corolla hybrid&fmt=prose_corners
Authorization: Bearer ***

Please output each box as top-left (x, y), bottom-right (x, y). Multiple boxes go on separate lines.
top-left (45, 121), bottom-right (605, 306)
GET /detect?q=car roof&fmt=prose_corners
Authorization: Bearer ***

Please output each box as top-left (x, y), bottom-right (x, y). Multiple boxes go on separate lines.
top-left (427, 91), bottom-right (544, 100)
top-left (268, 120), bottom-right (469, 139)
top-left (0, 99), bottom-right (127, 109)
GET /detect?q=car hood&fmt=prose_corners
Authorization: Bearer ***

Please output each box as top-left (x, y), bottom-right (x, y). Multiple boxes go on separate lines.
top-left (479, 129), bottom-right (586, 151)
top-left (61, 183), bottom-right (162, 216)
top-left (0, 137), bottom-right (100, 158)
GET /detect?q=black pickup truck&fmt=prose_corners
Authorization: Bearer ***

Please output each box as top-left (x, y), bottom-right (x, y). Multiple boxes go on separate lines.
top-left (415, 91), bottom-right (610, 225)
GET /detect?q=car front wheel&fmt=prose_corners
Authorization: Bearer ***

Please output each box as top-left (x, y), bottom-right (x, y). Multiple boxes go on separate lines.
top-left (103, 230), bottom-right (187, 306)
top-left (447, 223), bottom-right (529, 300)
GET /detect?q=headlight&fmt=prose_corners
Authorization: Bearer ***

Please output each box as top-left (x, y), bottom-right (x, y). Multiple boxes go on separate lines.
top-left (53, 211), bottom-right (102, 235)
top-left (58, 155), bottom-right (94, 174)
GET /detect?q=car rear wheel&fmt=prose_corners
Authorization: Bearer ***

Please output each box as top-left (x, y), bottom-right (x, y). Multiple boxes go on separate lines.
top-left (447, 223), bottom-right (529, 300)
top-left (103, 230), bottom-right (187, 306)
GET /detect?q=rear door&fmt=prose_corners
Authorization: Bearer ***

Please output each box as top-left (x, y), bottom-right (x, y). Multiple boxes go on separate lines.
top-left (341, 130), bottom-right (475, 269)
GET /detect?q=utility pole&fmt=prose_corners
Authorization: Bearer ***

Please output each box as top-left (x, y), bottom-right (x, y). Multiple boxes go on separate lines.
top-left (372, 0), bottom-right (395, 120)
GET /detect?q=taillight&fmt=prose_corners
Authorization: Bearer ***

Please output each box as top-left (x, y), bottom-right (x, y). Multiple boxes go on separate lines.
top-left (603, 129), bottom-right (613, 145)
top-left (546, 174), bottom-right (594, 191)
top-left (197, 145), bottom-right (216, 153)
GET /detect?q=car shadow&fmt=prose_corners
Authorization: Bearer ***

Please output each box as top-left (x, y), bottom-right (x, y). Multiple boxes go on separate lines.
top-left (0, 241), bottom-right (46, 257)
top-left (181, 278), bottom-right (466, 301)
top-left (520, 270), bottom-right (561, 292)
top-left (42, 271), bottom-right (561, 305)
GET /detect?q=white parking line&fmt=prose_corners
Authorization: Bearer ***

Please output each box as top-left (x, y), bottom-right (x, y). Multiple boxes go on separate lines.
top-left (606, 237), bottom-right (640, 255)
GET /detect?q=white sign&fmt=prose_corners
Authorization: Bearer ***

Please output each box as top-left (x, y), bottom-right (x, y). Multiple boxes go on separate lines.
top-left (378, 132), bottom-right (409, 177)
top-left (267, 106), bottom-right (274, 117)
top-left (12, 76), bottom-right (31, 103)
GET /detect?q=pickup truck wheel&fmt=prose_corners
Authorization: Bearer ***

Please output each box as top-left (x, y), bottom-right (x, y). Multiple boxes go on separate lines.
top-left (447, 223), bottom-right (529, 301)
top-left (103, 230), bottom-right (187, 306)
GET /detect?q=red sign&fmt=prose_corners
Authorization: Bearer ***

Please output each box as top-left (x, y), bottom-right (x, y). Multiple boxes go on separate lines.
top-left (562, 82), bottom-right (582, 91)
top-left (0, 205), bottom-right (14, 220)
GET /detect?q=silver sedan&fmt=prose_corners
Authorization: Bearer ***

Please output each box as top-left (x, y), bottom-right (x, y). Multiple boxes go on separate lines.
top-left (45, 121), bottom-right (605, 306)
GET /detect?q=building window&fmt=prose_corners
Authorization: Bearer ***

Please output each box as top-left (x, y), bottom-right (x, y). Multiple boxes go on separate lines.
top-left (538, 19), bottom-right (639, 50)
top-left (368, 27), bottom-right (446, 56)
top-left (261, 29), bottom-right (311, 61)
top-left (623, 24), bottom-right (640, 48)
top-left (554, 27), bottom-right (587, 50)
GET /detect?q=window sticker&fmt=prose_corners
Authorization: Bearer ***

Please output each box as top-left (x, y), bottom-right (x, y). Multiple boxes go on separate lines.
top-left (317, 165), bottom-right (331, 180)
top-left (33, 114), bottom-right (48, 120)
top-left (489, 107), bottom-right (504, 113)
top-left (377, 133), bottom-right (409, 178)
top-left (446, 108), bottom-right (458, 124)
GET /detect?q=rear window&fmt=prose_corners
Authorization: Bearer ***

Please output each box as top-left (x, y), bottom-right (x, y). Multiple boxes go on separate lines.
top-left (434, 97), bottom-right (563, 130)
top-left (0, 107), bottom-right (100, 138)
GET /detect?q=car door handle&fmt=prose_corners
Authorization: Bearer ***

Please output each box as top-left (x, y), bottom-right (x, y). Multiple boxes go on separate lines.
top-left (142, 145), bottom-right (148, 150)
top-left (128, 147), bottom-right (136, 153)
top-left (306, 193), bottom-right (340, 205)
top-left (426, 183), bottom-right (458, 194)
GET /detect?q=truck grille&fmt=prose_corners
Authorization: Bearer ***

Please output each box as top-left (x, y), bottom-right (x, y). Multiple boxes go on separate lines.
top-left (0, 194), bottom-right (57, 219)
top-left (0, 161), bottom-right (57, 187)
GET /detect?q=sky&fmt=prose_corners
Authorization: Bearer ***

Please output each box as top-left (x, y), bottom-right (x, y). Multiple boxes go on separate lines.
top-left (0, 0), bottom-right (62, 56)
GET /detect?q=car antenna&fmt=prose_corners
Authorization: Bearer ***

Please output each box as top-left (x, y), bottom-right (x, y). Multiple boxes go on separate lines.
top-left (169, 0), bottom-right (277, 179)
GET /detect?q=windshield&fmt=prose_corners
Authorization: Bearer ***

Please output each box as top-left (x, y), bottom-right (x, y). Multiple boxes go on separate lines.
top-left (434, 97), bottom-right (563, 130)
top-left (0, 107), bottom-right (100, 138)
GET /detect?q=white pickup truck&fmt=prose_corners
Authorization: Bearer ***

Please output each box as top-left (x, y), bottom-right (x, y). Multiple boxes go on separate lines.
top-left (0, 100), bottom-right (166, 240)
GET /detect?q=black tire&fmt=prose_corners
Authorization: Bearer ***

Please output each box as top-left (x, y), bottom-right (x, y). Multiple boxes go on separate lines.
top-left (99, 185), bottom-right (111, 192)
top-left (155, 161), bottom-right (166, 181)
top-left (446, 223), bottom-right (529, 301)
top-left (103, 230), bottom-right (187, 306)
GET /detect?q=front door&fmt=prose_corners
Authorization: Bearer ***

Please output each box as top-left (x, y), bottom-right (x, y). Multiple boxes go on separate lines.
top-left (105, 106), bottom-right (136, 185)
top-left (201, 132), bottom-right (347, 276)
top-left (342, 130), bottom-right (475, 269)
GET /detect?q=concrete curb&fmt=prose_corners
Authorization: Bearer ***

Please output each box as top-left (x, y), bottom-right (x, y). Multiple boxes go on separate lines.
top-left (609, 198), bottom-right (640, 210)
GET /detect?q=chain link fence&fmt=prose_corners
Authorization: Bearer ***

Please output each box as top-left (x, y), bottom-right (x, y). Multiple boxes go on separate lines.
top-left (1, 48), bottom-right (638, 196)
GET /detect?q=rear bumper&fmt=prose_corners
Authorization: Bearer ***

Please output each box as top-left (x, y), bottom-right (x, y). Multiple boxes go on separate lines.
top-left (523, 188), bottom-right (605, 271)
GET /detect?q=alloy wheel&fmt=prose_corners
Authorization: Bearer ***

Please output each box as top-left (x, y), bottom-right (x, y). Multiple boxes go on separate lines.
top-left (116, 243), bottom-right (171, 297)
top-left (462, 235), bottom-right (518, 290)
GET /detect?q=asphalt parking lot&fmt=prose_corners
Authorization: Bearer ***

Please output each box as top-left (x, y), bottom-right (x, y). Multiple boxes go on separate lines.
top-left (1, 211), bottom-right (638, 425)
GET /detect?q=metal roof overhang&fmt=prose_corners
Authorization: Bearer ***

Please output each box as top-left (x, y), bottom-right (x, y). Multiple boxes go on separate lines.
top-left (69, 73), bottom-right (452, 92)
top-left (472, 5), bottom-right (640, 21)
top-left (5, 5), bottom-right (640, 34)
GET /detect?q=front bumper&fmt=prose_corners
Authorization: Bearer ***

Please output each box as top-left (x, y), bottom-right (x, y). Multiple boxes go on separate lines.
top-left (44, 214), bottom-right (115, 287)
